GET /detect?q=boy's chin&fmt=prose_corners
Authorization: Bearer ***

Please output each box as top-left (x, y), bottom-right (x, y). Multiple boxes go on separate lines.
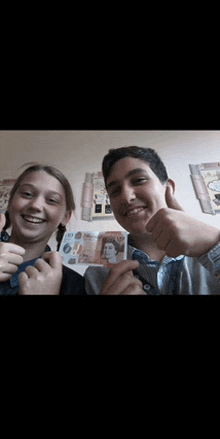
top-left (127, 225), bottom-right (151, 238)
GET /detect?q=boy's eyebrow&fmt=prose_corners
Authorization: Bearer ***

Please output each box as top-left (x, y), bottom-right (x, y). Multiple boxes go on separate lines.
top-left (107, 168), bottom-right (148, 190)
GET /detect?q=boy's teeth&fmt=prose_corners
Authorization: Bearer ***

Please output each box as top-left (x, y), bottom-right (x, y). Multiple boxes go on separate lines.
top-left (127, 207), bottom-right (144, 216)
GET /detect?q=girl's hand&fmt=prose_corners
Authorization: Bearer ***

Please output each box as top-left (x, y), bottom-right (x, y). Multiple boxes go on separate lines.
top-left (19, 251), bottom-right (63, 295)
top-left (0, 242), bottom-right (25, 282)
top-left (0, 214), bottom-right (6, 232)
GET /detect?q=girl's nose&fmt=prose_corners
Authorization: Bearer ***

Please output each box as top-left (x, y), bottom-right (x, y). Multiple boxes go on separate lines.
top-left (28, 196), bottom-right (44, 211)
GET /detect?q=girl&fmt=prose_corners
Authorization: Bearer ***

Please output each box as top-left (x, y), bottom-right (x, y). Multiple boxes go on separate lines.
top-left (0, 164), bottom-right (86, 295)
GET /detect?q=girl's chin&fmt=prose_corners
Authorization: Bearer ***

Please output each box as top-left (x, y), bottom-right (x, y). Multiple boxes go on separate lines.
top-left (11, 225), bottom-right (50, 243)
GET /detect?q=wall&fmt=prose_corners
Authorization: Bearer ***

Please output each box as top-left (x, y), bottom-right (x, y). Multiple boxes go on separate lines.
top-left (1, 130), bottom-right (220, 274)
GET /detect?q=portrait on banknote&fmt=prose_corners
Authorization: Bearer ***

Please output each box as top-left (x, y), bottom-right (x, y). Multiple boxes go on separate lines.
top-left (59, 230), bottom-right (127, 267)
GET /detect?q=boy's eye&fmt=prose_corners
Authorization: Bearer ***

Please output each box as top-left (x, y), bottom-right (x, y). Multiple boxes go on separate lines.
top-left (132, 177), bottom-right (147, 185)
top-left (109, 187), bottom-right (121, 197)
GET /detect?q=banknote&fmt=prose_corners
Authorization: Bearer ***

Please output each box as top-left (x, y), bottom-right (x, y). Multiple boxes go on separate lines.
top-left (59, 230), bottom-right (127, 267)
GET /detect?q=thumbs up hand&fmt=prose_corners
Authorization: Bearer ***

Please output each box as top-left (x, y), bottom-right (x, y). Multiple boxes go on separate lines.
top-left (0, 214), bottom-right (6, 232)
top-left (146, 182), bottom-right (220, 258)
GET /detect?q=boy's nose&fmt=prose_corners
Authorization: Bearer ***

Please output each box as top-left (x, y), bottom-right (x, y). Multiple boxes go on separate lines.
top-left (121, 184), bottom-right (136, 203)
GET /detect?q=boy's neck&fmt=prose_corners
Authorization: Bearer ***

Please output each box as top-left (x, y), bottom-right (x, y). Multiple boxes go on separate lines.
top-left (129, 233), bottom-right (166, 262)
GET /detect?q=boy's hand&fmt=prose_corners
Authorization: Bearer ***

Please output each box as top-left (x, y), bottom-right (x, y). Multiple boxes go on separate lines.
top-left (100, 260), bottom-right (146, 295)
top-left (19, 251), bottom-right (63, 295)
top-left (146, 185), bottom-right (220, 258)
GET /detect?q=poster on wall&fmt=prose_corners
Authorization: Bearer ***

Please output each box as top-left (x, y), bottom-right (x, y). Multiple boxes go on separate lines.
top-left (189, 162), bottom-right (220, 215)
top-left (59, 230), bottom-right (127, 268)
top-left (0, 179), bottom-right (16, 214)
top-left (81, 172), bottom-right (113, 221)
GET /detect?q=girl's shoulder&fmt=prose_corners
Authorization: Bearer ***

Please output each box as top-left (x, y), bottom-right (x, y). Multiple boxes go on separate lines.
top-left (0, 231), bottom-right (10, 242)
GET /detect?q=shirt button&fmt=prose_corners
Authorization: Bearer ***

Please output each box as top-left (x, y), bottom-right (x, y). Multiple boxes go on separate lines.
top-left (144, 284), bottom-right (151, 292)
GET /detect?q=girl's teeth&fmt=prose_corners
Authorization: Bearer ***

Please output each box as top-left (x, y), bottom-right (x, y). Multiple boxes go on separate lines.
top-left (23, 216), bottom-right (44, 223)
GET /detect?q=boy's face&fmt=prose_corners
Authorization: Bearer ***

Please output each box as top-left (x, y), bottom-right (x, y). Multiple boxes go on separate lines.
top-left (106, 157), bottom-right (168, 237)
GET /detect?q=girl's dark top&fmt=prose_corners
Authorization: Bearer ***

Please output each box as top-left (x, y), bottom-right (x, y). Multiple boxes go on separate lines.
top-left (0, 231), bottom-right (86, 295)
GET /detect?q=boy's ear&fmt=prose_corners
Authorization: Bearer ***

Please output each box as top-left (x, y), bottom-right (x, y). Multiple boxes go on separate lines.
top-left (165, 179), bottom-right (184, 211)
top-left (166, 179), bottom-right (175, 194)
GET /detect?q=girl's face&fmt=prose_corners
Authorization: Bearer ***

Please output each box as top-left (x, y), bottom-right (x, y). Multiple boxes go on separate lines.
top-left (8, 171), bottom-right (71, 245)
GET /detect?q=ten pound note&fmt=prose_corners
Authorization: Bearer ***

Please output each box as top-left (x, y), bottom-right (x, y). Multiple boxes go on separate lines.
top-left (59, 230), bottom-right (127, 268)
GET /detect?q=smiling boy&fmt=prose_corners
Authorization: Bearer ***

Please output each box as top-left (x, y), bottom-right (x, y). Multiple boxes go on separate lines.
top-left (84, 146), bottom-right (220, 294)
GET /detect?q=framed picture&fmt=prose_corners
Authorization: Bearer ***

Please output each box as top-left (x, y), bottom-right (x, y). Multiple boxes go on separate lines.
top-left (0, 179), bottom-right (16, 214)
top-left (92, 172), bottom-right (113, 219)
top-left (82, 172), bottom-right (113, 221)
top-left (189, 162), bottom-right (220, 214)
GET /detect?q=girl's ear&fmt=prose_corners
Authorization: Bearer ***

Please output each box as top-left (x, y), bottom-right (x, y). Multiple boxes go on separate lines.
top-left (61, 210), bottom-right (72, 227)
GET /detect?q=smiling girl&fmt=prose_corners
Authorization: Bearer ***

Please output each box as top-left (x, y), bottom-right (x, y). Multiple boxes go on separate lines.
top-left (0, 164), bottom-right (86, 295)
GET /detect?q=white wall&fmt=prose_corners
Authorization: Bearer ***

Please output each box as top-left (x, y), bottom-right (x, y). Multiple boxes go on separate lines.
top-left (1, 130), bottom-right (220, 274)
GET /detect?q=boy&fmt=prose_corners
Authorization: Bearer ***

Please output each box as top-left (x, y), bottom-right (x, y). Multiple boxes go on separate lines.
top-left (84, 146), bottom-right (220, 294)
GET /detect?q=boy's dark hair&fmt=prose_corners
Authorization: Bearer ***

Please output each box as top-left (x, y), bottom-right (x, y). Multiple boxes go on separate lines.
top-left (102, 146), bottom-right (169, 186)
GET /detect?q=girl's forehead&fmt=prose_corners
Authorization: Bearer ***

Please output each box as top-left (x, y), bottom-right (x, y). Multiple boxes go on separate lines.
top-left (19, 171), bottom-right (64, 194)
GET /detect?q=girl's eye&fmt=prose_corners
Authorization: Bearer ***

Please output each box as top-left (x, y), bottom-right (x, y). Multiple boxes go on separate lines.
top-left (22, 191), bottom-right (33, 198)
top-left (47, 198), bottom-right (59, 204)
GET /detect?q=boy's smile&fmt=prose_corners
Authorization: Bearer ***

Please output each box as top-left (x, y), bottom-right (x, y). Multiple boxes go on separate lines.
top-left (106, 157), bottom-right (168, 237)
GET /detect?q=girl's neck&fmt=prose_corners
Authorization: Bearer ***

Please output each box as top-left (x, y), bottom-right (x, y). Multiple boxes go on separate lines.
top-left (10, 232), bottom-right (49, 262)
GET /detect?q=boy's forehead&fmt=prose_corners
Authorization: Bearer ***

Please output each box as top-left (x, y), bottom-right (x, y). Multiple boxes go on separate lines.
top-left (106, 157), bottom-right (152, 185)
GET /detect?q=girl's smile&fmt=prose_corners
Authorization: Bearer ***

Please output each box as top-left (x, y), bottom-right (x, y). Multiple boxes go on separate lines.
top-left (8, 171), bottom-right (70, 246)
